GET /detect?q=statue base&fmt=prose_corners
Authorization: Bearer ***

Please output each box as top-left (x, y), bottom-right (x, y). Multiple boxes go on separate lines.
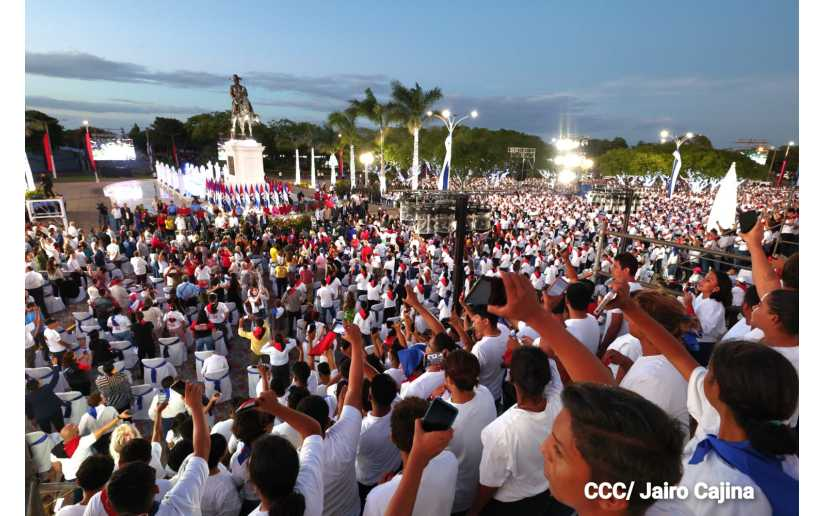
top-left (223, 139), bottom-right (265, 185)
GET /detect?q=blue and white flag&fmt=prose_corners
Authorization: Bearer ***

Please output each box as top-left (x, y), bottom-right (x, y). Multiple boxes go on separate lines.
top-left (437, 134), bottom-right (452, 190)
top-left (668, 149), bottom-right (682, 198)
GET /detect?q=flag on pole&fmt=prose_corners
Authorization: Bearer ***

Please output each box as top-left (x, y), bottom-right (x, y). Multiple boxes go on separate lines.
top-left (437, 134), bottom-right (452, 190)
top-left (42, 130), bottom-right (56, 178)
top-left (84, 129), bottom-right (97, 172)
top-left (667, 148), bottom-right (682, 198)
top-left (171, 137), bottom-right (180, 169)
top-left (146, 131), bottom-right (155, 173)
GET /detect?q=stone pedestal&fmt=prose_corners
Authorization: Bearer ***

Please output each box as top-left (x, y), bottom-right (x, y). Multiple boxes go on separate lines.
top-left (223, 139), bottom-right (265, 185)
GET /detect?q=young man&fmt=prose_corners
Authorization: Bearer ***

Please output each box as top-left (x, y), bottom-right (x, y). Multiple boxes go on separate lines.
top-left (443, 349), bottom-right (497, 514)
top-left (200, 434), bottom-right (242, 516)
top-left (563, 283), bottom-right (601, 355)
top-left (55, 455), bottom-right (115, 516)
top-left (356, 373), bottom-right (402, 506)
top-left (363, 397), bottom-right (458, 516)
top-left (466, 305), bottom-right (508, 407)
top-left (105, 383), bottom-right (211, 515)
top-left (600, 252), bottom-right (642, 352)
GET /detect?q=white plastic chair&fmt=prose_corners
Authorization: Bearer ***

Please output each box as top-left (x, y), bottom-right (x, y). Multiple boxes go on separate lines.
top-left (225, 302), bottom-right (239, 326)
top-left (55, 391), bottom-right (88, 426)
top-left (141, 358), bottom-right (177, 388)
top-left (27, 431), bottom-right (58, 474)
top-left (130, 384), bottom-right (157, 421)
top-left (204, 368), bottom-right (232, 403)
top-left (194, 350), bottom-right (215, 381)
top-left (247, 365), bottom-right (261, 399)
top-left (25, 367), bottom-right (69, 393)
top-left (110, 340), bottom-right (139, 369)
top-left (158, 336), bottom-right (187, 367)
top-left (213, 331), bottom-right (228, 356)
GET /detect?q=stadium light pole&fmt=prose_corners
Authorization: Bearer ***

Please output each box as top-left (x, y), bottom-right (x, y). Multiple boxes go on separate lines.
top-left (427, 109), bottom-right (478, 190)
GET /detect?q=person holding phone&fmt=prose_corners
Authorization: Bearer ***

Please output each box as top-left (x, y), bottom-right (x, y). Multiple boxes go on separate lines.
top-left (363, 398), bottom-right (459, 516)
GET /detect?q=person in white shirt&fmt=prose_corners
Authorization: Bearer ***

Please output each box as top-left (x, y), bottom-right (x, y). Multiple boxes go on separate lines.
top-left (682, 268), bottom-right (732, 363)
top-left (363, 397), bottom-right (458, 516)
top-left (103, 382), bottom-right (212, 516)
top-left (466, 306), bottom-right (508, 405)
top-left (609, 279), bottom-right (799, 516)
top-left (610, 290), bottom-right (690, 429)
top-left (200, 434), bottom-right (242, 516)
top-left (442, 350), bottom-right (497, 514)
top-left (317, 282), bottom-right (335, 324)
top-left (130, 251), bottom-right (149, 286)
top-left (148, 378), bottom-right (188, 435)
top-left (720, 285), bottom-right (764, 342)
top-left (55, 454), bottom-right (114, 516)
top-left (356, 374), bottom-right (402, 504)
top-left (562, 283), bottom-right (601, 355)
top-left (601, 252), bottom-right (642, 349)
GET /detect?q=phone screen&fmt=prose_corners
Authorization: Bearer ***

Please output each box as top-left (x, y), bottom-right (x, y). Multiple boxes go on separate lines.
top-left (547, 277), bottom-right (569, 296)
top-left (421, 398), bottom-right (459, 432)
top-left (465, 277), bottom-right (507, 306)
top-left (593, 291), bottom-right (617, 316)
top-left (738, 210), bottom-right (759, 234)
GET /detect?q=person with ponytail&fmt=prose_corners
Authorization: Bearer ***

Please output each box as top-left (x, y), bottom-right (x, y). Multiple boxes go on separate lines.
top-left (247, 387), bottom-right (325, 516)
top-left (682, 268), bottom-right (732, 365)
top-left (608, 279), bottom-right (798, 516)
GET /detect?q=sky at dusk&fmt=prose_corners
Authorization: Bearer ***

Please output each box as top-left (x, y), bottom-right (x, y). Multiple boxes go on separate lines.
top-left (25, 0), bottom-right (798, 147)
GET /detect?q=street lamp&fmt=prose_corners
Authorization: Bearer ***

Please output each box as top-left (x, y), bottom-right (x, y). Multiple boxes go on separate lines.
top-left (427, 109), bottom-right (479, 190)
top-left (360, 152), bottom-right (374, 188)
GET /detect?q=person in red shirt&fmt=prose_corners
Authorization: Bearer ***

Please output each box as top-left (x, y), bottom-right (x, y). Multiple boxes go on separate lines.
top-left (361, 243), bottom-right (373, 263)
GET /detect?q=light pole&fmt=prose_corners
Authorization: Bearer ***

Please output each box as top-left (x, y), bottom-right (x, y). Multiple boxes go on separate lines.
top-left (359, 152), bottom-right (374, 190)
top-left (83, 120), bottom-right (100, 183)
top-left (427, 109), bottom-right (478, 190)
top-left (660, 130), bottom-right (695, 197)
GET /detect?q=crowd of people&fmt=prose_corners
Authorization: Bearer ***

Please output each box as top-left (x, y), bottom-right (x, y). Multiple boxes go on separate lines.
top-left (24, 176), bottom-right (798, 516)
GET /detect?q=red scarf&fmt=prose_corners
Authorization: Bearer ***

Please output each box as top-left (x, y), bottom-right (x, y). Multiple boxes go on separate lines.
top-left (63, 436), bottom-right (80, 458)
top-left (386, 290), bottom-right (394, 300)
top-left (440, 276), bottom-right (448, 286)
top-left (253, 327), bottom-right (265, 340)
top-left (359, 308), bottom-right (367, 319)
top-left (310, 331), bottom-right (336, 356)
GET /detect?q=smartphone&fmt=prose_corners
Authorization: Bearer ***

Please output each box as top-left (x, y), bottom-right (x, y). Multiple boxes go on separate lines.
top-left (421, 398), bottom-right (459, 432)
top-left (365, 345), bottom-right (376, 356)
top-left (424, 352), bottom-right (444, 368)
top-left (386, 316), bottom-right (401, 323)
top-left (170, 380), bottom-right (186, 396)
top-left (158, 390), bottom-right (169, 403)
top-left (465, 276), bottom-right (507, 306)
top-left (593, 291), bottom-right (617, 316)
top-left (546, 277), bottom-right (569, 296)
top-left (738, 210), bottom-right (759, 234)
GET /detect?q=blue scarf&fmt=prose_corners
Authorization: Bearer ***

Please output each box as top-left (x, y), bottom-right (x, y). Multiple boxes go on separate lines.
top-left (689, 435), bottom-right (798, 516)
top-left (237, 444), bottom-right (252, 465)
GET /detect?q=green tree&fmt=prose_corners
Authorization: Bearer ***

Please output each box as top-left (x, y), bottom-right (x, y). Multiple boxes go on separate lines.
top-left (25, 110), bottom-right (64, 151)
top-left (387, 81), bottom-right (443, 189)
top-left (328, 108), bottom-right (361, 187)
top-left (349, 88), bottom-right (396, 181)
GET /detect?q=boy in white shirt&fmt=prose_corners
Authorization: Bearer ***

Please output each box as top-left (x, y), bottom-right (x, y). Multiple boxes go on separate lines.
top-left (363, 397), bottom-right (458, 516)
top-left (55, 454), bottom-right (114, 516)
top-left (356, 374), bottom-right (402, 505)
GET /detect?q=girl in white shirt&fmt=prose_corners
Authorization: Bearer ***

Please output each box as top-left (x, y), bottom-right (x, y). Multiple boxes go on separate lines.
top-left (613, 281), bottom-right (798, 516)
top-left (683, 269), bottom-right (731, 363)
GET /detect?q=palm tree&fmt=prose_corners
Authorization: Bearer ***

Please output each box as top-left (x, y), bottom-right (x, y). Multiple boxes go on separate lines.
top-left (327, 108), bottom-right (360, 189)
top-left (349, 88), bottom-right (395, 185)
top-left (388, 81), bottom-right (442, 190)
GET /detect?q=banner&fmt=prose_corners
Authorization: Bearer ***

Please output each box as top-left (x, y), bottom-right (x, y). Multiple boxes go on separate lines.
top-left (84, 130), bottom-right (97, 172)
top-left (42, 131), bottom-right (56, 177)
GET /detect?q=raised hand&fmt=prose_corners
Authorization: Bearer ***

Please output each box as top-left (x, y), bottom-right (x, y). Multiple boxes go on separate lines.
top-left (183, 382), bottom-right (205, 411)
top-left (409, 418), bottom-right (453, 463)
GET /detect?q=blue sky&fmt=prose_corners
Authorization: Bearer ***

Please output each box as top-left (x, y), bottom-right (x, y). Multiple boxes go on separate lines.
top-left (25, 0), bottom-right (798, 147)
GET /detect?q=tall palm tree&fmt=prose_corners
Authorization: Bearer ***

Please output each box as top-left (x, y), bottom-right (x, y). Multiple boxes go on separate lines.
top-left (327, 108), bottom-right (360, 189)
top-left (349, 88), bottom-right (395, 184)
top-left (388, 81), bottom-right (442, 190)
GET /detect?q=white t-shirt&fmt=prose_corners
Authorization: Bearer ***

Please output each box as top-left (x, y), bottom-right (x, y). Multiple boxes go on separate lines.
top-left (720, 318), bottom-right (764, 343)
top-left (55, 434), bottom-right (97, 481)
top-left (445, 385), bottom-right (498, 512)
top-left (692, 295), bottom-right (727, 343)
top-left (605, 334), bottom-right (642, 379)
top-left (321, 405), bottom-right (363, 516)
top-left (201, 465), bottom-right (243, 516)
top-left (55, 504), bottom-right (86, 516)
top-left (478, 380), bottom-right (563, 502)
top-left (356, 411), bottom-right (402, 486)
top-left (156, 456), bottom-right (210, 516)
top-left (385, 367), bottom-right (406, 388)
top-left (564, 315), bottom-right (601, 355)
top-left (619, 355), bottom-right (690, 429)
top-left (45, 327), bottom-right (65, 353)
top-left (131, 256), bottom-right (148, 275)
top-left (83, 480), bottom-right (172, 516)
top-left (363, 450), bottom-right (458, 516)
top-left (472, 332), bottom-right (508, 401)
top-left (317, 286), bottom-right (334, 308)
top-left (399, 370), bottom-right (444, 400)
top-left (273, 421), bottom-right (304, 451)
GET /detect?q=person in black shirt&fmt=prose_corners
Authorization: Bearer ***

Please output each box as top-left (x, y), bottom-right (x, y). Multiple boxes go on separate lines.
top-left (88, 330), bottom-right (123, 368)
top-left (25, 357), bottom-right (65, 432)
top-left (61, 351), bottom-right (92, 395)
top-left (132, 310), bottom-right (156, 362)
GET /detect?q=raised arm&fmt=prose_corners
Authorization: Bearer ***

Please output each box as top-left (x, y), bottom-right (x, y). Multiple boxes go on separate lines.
top-left (487, 272), bottom-right (614, 385)
top-left (184, 382), bottom-right (210, 459)
top-left (448, 309), bottom-right (474, 351)
top-left (740, 215), bottom-right (782, 297)
top-left (560, 247), bottom-right (578, 283)
top-left (610, 280), bottom-right (699, 381)
top-left (94, 409), bottom-right (130, 442)
top-left (403, 285), bottom-right (445, 335)
top-left (151, 401), bottom-right (168, 444)
top-left (256, 390), bottom-right (322, 439)
top-left (342, 322), bottom-right (364, 411)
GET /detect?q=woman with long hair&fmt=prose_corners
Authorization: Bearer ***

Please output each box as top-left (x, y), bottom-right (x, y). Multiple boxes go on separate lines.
top-left (682, 268), bottom-right (732, 365)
